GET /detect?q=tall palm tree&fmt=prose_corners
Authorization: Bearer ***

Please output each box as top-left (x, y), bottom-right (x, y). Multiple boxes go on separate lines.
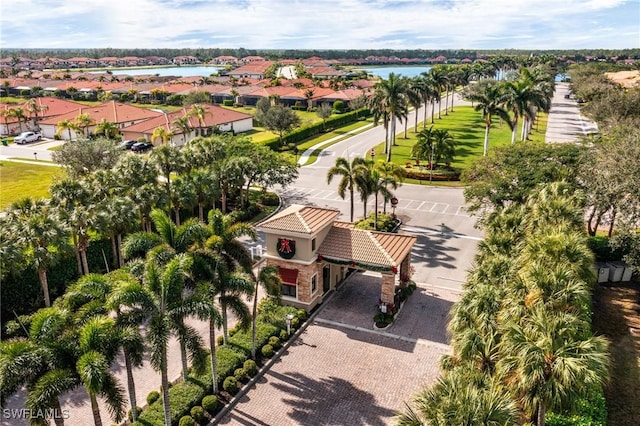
top-left (151, 145), bottom-right (184, 204)
top-left (427, 67), bottom-right (448, 120)
top-left (76, 317), bottom-right (126, 426)
top-left (502, 77), bottom-right (537, 144)
top-left (204, 209), bottom-right (256, 343)
top-left (372, 73), bottom-right (409, 162)
top-left (375, 161), bottom-right (406, 214)
top-left (184, 168), bottom-right (217, 221)
top-left (412, 126), bottom-right (436, 167)
top-left (6, 198), bottom-right (68, 307)
top-left (465, 80), bottom-right (513, 156)
top-left (431, 129), bottom-right (456, 165)
top-left (108, 255), bottom-right (206, 426)
top-left (327, 156), bottom-right (368, 222)
top-left (498, 309), bottom-right (609, 426)
top-left (169, 176), bottom-right (196, 226)
top-left (7, 106), bottom-right (27, 133)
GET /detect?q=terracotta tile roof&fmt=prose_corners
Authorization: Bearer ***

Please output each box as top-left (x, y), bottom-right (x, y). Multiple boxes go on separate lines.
top-left (39, 101), bottom-right (163, 125)
top-left (258, 205), bottom-right (340, 235)
top-left (318, 222), bottom-right (416, 268)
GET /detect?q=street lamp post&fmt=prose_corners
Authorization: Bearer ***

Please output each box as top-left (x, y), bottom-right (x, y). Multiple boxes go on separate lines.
top-left (285, 313), bottom-right (294, 335)
top-left (370, 148), bottom-right (375, 162)
top-left (429, 143), bottom-right (435, 185)
top-left (33, 152), bottom-right (38, 161)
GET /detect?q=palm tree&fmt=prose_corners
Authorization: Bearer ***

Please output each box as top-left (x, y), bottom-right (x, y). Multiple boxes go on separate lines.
top-left (169, 176), bottom-right (196, 226)
top-left (151, 145), bottom-right (184, 203)
top-left (74, 113), bottom-right (95, 137)
top-left (412, 126), bottom-right (436, 167)
top-left (375, 161), bottom-right (406, 214)
top-left (188, 104), bottom-right (209, 136)
top-left (252, 265), bottom-right (281, 358)
top-left (372, 73), bottom-right (409, 161)
top-left (62, 272), bottom-right (145, 422)
top-left (6, 198), bottom-right (68, 307)
top-left (464, 80), bottom-right (513, 156)
top-left (502, 77), bottom-right (537, 144)
top-left (184, 168), bottom-right (217, 221)
top-left (7, 106), bottom-right (27, 133)
top-left (498, 309), bottom-right (609, 426)
top-left (171, 115), bottom-right (192, 145)
top-left (395, 369), bottom-right (517, 426)
top-left (77, 317), bottom-right (126, 426)
top-left (428, 67), bottom-right (448, 120)
top-left (108, 255), bottom-right (206, 426)
top-left (151, 125), bottom-right (173, 146)
top-left (204, 209), bottom-right (256, 343)
top-left (56, 119), bottom-right (79, 140)
top-left (431, 129), bottom-right (456, 165)
top-left (327, 156), bottom-right (368, 222)
top-left (94, 119), bottom-right (120, 140)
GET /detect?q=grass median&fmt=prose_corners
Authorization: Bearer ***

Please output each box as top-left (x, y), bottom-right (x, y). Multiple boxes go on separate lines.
top-left (370, 106), bottom-right (549, 185)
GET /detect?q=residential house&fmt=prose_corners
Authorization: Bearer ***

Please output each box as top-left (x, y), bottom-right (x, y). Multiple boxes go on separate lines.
top-left (227, 61), bottom-right (273, 80)
top-left (37, 101), bottom-right (163, 140)
top-left (121, 103), bottom-right (253, 145)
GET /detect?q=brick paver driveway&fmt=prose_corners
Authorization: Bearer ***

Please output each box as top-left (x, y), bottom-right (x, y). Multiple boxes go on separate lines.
top-left (218, 272), bottom-right (459, 426)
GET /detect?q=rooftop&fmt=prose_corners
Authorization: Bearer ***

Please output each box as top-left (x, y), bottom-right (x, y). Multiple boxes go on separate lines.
top-left (258, 205), bottom-right (340, 235)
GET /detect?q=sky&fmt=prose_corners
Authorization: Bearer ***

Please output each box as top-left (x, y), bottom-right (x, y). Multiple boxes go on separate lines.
top-left (0, 0), bottom-right (638, 50)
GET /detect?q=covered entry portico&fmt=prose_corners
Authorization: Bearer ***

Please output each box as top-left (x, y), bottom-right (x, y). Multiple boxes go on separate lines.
top-left (257, 205), bottom-right (416, 312)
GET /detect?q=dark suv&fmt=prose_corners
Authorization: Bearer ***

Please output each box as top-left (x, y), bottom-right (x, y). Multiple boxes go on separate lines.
top-left (118, 140), bottom-right (136, 150)
top-left (131, 142), bottom-right (153, 152)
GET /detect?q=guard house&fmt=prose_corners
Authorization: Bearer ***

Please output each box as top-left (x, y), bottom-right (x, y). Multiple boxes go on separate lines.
top-left (257, 205), bottom-right (417, 312)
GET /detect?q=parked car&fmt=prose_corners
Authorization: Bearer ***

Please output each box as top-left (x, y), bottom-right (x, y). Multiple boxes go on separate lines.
top-left (15, 131), bottom-right (42, 144)
top-left (131, 141), bottom-right (153, 152)
top-left (118, 140), bottom-right (136, 150)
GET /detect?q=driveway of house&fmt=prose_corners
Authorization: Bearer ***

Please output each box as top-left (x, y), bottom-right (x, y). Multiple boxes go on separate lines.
top-left (218, 271), bottom-right (459, 425)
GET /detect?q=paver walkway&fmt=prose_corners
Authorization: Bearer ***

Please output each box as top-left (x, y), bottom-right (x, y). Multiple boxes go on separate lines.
top-left (218, 271), bottom-right (459, 425)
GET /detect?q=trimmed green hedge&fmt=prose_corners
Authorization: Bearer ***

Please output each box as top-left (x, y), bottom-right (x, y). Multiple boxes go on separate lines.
top-left (259, 108), bottom-right (371, 150)
top-left (547, 387), bottom-right (607, 426)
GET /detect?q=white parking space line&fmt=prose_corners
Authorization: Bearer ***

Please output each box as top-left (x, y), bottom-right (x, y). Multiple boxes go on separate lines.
top-left (430, 203), bottom-right (448, 213)
top-left (420, 202), bottom-right (435, 211)
top-left (404, 200), bottom-right (416, 209)
top-left (415, 201), bottom-right (425, 210)
top-left (445, 205), bottom-right (459, 215)
top-left (318, 191), bottom-right (336, 199)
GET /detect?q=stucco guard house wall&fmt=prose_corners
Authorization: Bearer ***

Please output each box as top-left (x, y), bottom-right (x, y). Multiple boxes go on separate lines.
top-left (257, 205), bottom-right (417, 312)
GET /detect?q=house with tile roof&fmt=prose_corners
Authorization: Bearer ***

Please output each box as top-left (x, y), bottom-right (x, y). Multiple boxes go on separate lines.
top-left (257, 205), bottom-right (416, 311)
top-left (121, 103), bottom-right (253, 146)
top-left (227, 61), bottom-right (273, 80)
top-left (37, 101), bottom-right (164, 140)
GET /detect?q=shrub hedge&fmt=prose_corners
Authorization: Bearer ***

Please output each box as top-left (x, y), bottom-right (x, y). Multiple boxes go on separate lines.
top-left (201, 395), bottom-right (218, 414)
top-left (133, 313), bottom-right (286, 425)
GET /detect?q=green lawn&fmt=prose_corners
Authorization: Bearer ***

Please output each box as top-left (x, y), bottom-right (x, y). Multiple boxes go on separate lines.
top-left (0, 161), bottom-right (64, 209)
top-left (370, 106), bottom-right (549, 184)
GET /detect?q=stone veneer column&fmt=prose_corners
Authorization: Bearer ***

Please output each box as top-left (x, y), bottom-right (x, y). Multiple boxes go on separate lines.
top-left (380, 273), bottom-right (396, 305)
top-left (399, 257), bottom-right (410, 286)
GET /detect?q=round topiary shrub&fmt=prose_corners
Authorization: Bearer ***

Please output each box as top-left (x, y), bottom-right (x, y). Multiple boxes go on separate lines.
top-left (179, 415), bottom-right (196, 426)
top-left (268, 336), bottom-right (281, 349)
top-left (261, 344), bottom-right (274, 358)
top-left (127, 406), bottom-right (143, 421)
top-left (146, 390), bottom-right (160, 405)
top-left (333, 100), bottom-right (345, 113)
top-left (223, 376), bottom-right (238, 394)
top-left (296, 309), bottom-right (307, 320)
top-left (234, 368), bottom-right (247, 382)
top-left (202, 395), bottom-right (218, 414)
top-left (243, 359), bottom-right (258, 377)
top-left (290, 317), bottom-right (300, 330)
top-left (228, 324), bottom-right (239, 337)
top-left (216, 335), bottom-right (224, 346)
top-left (190, 406), bottom-right (205, 424)
top-left (279, 329), bottom-right (289, 341)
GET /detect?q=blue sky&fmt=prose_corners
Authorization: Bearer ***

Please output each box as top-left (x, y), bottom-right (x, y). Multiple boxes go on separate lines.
top-left (1, 0), bottom-right (638, 50)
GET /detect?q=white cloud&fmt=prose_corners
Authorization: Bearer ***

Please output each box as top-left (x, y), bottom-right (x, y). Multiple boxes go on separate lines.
top-left (1, 0), bottom-right (637, 49)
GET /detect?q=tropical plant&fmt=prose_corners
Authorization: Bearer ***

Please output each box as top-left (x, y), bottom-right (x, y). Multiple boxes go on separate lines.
top-left (371, 73), bottom-right (409, 162)
top-left (93, 119), bottom-right (120, 140)
top-left (252, 266), bottom-right (281, 358)
top-left (5, 198), bottom-right (68, 307)
top-left (327, 156), bottom-right (368, 223)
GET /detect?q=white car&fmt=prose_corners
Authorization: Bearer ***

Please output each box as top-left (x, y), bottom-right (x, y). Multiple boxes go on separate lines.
top-left (15, 131), bottom-right (42, 144)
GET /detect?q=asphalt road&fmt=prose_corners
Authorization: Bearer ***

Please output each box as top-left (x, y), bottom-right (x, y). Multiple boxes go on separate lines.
top-left (545, 82), bottom-right (598, 143)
